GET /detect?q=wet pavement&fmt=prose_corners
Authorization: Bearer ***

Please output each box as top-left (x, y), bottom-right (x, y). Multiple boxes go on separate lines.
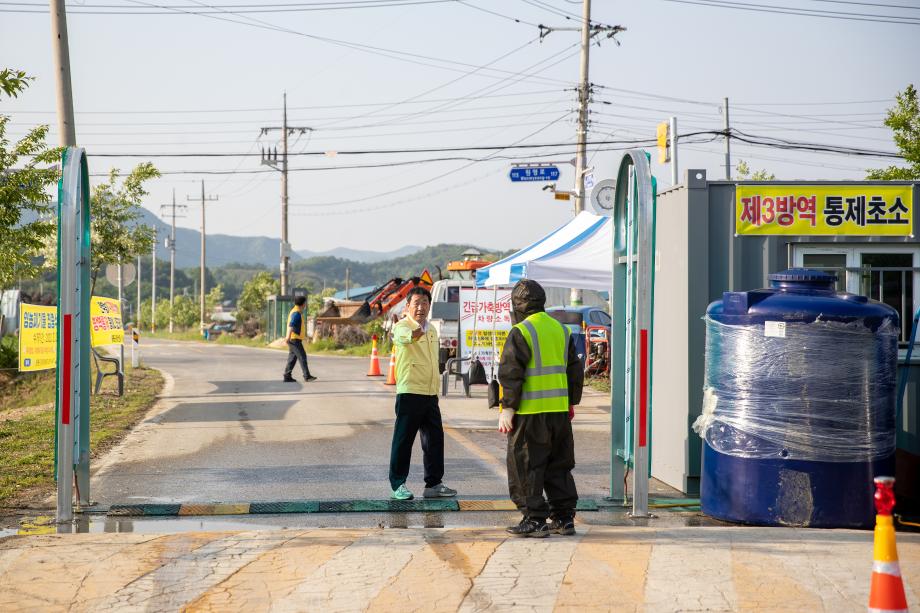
top-left (82, 339), bottom-right (662, 511)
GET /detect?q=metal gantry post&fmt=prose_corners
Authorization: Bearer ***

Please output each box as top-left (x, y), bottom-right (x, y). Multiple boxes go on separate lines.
top-left (56, 147), bottom-right (91, 521)
top-left (611, 150), bottom-right (656, 518)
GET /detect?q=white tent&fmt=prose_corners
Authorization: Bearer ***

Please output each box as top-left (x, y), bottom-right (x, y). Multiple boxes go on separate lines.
top-left (476, 211), bottom-right (611, 292)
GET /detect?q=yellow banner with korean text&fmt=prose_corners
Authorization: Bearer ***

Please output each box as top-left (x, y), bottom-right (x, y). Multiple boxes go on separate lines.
top-left (90, 296), bottom-right (124, 347)
top-left (19, 304), bottom-right (58, 372)
top-left (736, 184), bottom-right (913, 236)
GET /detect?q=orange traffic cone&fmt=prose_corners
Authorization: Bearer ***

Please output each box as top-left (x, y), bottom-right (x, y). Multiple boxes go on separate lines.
top-left (868, 476), bottom-right (909, 613)
top-left (384, 348), bottom-right (397, 386)
top-left (367, 335), bottom-right (383, 376)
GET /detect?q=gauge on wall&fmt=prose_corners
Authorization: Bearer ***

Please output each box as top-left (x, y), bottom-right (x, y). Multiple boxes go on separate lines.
top-left (590, 178), bottom-right (616, 216)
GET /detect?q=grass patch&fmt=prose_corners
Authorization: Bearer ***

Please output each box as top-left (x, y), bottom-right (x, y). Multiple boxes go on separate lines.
top-left (141, 329), bottom-right (374, 356)
top-left (0, 362), bottom-right (163, 508)
top-left (144, 329), bottom-right (273, 349)
top-left (307, 339), bottom-right (374, 357)
top-left (0, 369), bottom-right (57, 412)
top-left (586, 376), bottom-right (610, 393)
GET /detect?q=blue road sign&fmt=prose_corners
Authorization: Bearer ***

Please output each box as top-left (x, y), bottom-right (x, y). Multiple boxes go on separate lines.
top-left (509, 166), bottom-right (560, 182)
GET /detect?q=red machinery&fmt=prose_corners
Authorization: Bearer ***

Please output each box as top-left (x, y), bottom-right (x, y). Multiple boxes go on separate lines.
top-left (584, 324), bottom-right (610, 377)
top-left (361, 269), bottom-right (434, 320)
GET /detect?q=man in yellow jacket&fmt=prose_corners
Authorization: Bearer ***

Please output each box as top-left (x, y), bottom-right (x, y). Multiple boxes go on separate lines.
top-left (388, 287), bottom-right (457, 501)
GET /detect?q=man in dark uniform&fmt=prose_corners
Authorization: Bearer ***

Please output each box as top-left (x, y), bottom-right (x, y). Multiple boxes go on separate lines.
top-left (283, 295), bottom-right (317, 383)
top-left (498, 279), bottom-right (583, 537)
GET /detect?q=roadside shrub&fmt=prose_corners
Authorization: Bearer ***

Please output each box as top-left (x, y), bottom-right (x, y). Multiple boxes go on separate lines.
top-left (0, 335), bottom-right (17, 370)
top-left (334, 325), bottom-right (370, 347)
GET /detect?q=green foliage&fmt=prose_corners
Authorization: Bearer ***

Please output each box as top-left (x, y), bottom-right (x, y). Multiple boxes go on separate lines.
top-left (867, 84), bottom-right (920, 181)
top-left (88, 163), bottom-right (161, 286)
top-left (291, 244), bottom-right (514, 288)
top-left (0, 69), bottom-right (31, 98)
top-left (236, 271), bottom-right (279, 326)
top-left (308, 287), bottom-right (337, 317)
top-left (205, 284), bottom-right (224, 316)
top-left (0, 335), bottom-right (17, 369)
top-left (171, 294), bottom-right (200, 328)
top-left (735, 160), bottom-right (775, 181)
top-left (138, 298), bottom-right (171, 330)
top-left (0, 69), bottom-right (61, 291)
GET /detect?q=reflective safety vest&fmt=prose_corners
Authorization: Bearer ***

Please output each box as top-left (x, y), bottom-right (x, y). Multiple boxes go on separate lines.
top-left (288, 306), bottom-right (305, 340)
top-left (514, 311), bottom-right (571, 415)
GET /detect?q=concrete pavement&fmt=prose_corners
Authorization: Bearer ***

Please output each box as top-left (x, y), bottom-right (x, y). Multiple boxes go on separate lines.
top-left (89, 338), bottom-right (627, 508)
top-left (1, 524), bottom-right (918, 612)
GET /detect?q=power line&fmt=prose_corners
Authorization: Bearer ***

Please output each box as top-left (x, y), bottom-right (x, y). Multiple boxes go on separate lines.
top-left (656, 0), bottom-right (920, 25)
top-left (10, 88), bottom-right (566, 115)
top-left (119, 0), bottom-right (575, 85)
top-left (0, 0), bottom-right (459, 12)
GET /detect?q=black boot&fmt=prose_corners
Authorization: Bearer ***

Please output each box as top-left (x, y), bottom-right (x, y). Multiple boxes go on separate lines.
top-left (282, 375), bottom-right (296, 382)
top-left (548, 516), bottom-right (576, 536)
top-left (506, 517), bottom-right (549, 538)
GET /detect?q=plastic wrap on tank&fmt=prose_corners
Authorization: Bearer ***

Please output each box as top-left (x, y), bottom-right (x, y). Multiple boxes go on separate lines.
top-left (692, 315), bottom-right (899, 462)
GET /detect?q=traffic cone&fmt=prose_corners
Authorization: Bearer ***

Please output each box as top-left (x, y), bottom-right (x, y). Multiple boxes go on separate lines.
top-left (367, 335), bottom-right (383, 376)
top-left (868, 476), bottom-right (909, 613)
top-left (384, 348), bottom-right (397, 386)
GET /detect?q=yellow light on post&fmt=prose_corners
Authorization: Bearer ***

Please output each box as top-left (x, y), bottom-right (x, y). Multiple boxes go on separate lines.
top-left (555, 192), bottom-right (571, 201)
top-left (657, 121), bottom-right (670, 164)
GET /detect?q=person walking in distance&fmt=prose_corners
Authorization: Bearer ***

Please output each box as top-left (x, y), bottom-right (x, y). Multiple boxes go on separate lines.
top-left (388, 286), bottom-right (457, 501)
top-left (282, 295), bottom-right (317, 383)
top-left (498, 279), bottom-right (583, 537)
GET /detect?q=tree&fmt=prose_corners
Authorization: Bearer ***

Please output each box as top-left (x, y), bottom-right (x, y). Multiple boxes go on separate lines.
top-left (308, 287), bottom-right (337, 317)
top-left (236, 272), bottom-right (279, 322)
top-left (867, 84), bottom-right (920, 181)
top-left (0, 69), bottom-right (61, 290)
top-left (205, 284), bottom-right (224, 318)
top-left (88, 163), bottom-right (160, 291)
top-left (171, 294), bottom-right (199, 328)
top-left (139, 297), bottom-right (170, 330)
top-left (735, 160), bottom-right (776, 181)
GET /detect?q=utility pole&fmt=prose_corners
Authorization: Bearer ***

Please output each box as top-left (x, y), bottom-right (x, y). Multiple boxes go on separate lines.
top-left (541, 0), bottom-right (624, 305)
top-left (723, 97), bottom-right (731, 180)
top-left (160, 189), bottom-right (186, 333)
top-left (261, 93), bottom-right (311, 296)
top-left (136, 255), bottom-right (142, 331)
top-left (50, 0), bottom-right (76, 146)
top-left (151, 228), bottom-right (157, 333)
top-left (345, 267), bottom-right (350, 300)
top-left (188, 182), bottom-right (218, 334)
top-left (670, 116), bottom-right (678, 186)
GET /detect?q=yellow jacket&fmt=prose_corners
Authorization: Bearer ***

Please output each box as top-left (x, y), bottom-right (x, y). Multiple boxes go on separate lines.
top-left (392, 315), bottom-right (439, 395)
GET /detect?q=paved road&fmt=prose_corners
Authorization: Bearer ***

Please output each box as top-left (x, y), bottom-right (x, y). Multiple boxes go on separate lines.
top-left (2, 525), bottom-right (919, 611)
top-left (91, 339), bottom-right (619, 511)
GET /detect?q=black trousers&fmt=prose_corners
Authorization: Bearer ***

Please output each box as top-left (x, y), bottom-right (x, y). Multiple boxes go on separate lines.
top-left (388, 393), bottom-right (444, 490)
top-left (283, 339), bottom-right (312, 379)
top-left (507, 411), bottom-right (578, 521)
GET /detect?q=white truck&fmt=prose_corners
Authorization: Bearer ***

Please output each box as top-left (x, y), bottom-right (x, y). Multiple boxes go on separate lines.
top-left (428, 279), bottom-right (466, 373)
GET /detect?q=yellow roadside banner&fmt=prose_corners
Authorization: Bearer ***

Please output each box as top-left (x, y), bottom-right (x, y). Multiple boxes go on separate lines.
top-left (19, 304), bottom-right (58, 372)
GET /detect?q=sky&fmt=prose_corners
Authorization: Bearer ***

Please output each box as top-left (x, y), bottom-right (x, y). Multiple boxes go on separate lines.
top-left (2, 0), bottom-right (919, 258)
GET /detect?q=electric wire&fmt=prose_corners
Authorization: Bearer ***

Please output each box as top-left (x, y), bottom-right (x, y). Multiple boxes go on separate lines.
top-left (656, 0), bottom-right (920, 25)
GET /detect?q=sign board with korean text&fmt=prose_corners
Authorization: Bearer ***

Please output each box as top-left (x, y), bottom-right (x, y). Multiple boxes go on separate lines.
top-left (90, 296), bottom-right (124, 347)
top-left (15, 296), bottom-right (123, 373)
top-left (458, 287), bottom-right (513, 381)
top-left (736, 184), bottom-right (913, 236)
top-left (19, 303), bottom-right (58, 372)
top-left (509, 166), bottom-right (560, 182)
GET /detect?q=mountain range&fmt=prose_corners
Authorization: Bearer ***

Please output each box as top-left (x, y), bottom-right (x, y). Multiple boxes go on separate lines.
top-left (137, 208), bottom-right (421, 268)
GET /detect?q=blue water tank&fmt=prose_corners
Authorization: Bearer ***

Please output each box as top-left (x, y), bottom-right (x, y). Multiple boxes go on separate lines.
top-left (699, 269), bottom-right (899, 528)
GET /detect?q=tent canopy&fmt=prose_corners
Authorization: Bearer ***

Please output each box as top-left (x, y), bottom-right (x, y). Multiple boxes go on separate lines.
top-left (476, 212), bottom-right (611, 292)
